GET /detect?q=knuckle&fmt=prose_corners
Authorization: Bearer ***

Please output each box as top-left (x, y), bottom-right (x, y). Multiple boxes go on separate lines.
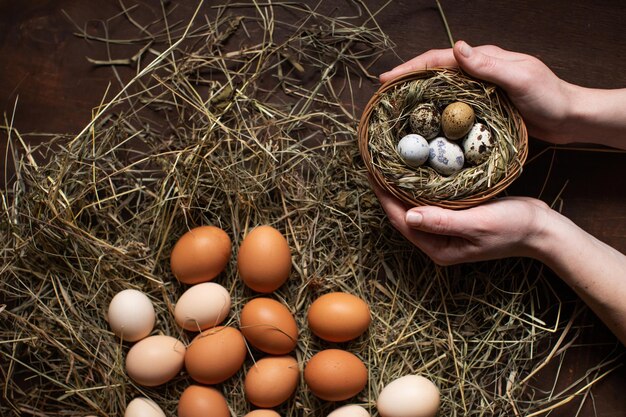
top-left (478, 54), bottom-right (498, 72)
top-left (430, 212), bottom-right (450, 234)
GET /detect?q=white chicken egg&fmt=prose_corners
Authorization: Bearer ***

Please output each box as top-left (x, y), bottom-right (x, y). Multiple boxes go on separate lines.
top-left (328, 404), bottom-right (371, 417)
top-left (427, 137), bottom-right (464, 176)
top-left (462, 122), bottom-right (495, 165)
top-left (107, 289), bottom-right (155, 342)
top-left (376, 375), bottom-right (440, 417)
top-left (124, 397), bottom-right (166, 417)
top-left (397, 134), bottom-right (429, 168)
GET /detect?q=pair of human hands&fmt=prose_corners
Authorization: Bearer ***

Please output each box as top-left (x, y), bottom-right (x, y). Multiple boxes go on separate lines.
top-left (374, 41), bottom-right (574, 264)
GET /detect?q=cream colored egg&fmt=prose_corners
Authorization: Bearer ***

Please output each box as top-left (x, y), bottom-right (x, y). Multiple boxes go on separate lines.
top-left (174, 282), bottom-right (231, 331)
top-left (124, 397), bottom-right (166, 417)
top-left (107, 289), bottom-right (155, 342)
top-left (328, 404), bottom-right (371, 417)
top-left (125, 335), bottom-right (186, 386)
top-left (244, 411), bottom-right (282, 417)
top-left (376, 375), bottom-right (440, 417)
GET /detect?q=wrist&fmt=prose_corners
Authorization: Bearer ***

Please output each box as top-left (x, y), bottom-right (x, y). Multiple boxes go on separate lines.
top-left (562, 84), bottom-right (626, 149)
top-left (557, 81), bottom-right (587, 142)
top-left (521, 204), bottom-right (576, 263)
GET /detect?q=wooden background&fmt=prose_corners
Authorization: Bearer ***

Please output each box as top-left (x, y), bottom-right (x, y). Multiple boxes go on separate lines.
top-left (1, 0), bottom-right (624, 415)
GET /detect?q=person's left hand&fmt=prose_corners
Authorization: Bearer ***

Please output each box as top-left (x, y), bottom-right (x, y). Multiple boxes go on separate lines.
top-left (371, 181), bottom-right (553, 265)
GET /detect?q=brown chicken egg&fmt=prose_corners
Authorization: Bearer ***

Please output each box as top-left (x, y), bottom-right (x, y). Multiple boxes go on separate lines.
top-left (441, 102), bottom-right (475, 140)
top-left (185, 326), bottom-right (246, 384)
top-left (237, 225), bottom-right (292, 293)
top-left (304, 349), bottom-right (368, 401)
top-left (125, 335), bottom-right (186, 387)
top-left (178, 385), bottom-right (230, 417)
top-left (170, 225), bottom-right (231, 285)
top-left (307, 292), bottom-right (371, 342)
top-left (240, 298), bottom-right (298, 354)
top-left (244, 356), bottom-right (300, 408)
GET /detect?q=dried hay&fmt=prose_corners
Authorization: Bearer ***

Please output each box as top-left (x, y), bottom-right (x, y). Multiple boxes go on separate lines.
top-left (0, 1), bottom-right (618, 416)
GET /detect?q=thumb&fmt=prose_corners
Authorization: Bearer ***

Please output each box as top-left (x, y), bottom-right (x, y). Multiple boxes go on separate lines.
top-left (452, 41), bottom-right (518, 92)
top-left (405, 206), bottom-right (473, 237)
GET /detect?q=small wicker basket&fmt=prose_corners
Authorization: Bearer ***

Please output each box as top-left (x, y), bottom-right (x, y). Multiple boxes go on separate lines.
top-left (359, 68), bottom-right (528, 209)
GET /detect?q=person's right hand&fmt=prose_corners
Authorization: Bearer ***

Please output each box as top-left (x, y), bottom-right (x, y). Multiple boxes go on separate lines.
top-left (380, 41), bottom-right (577, 145)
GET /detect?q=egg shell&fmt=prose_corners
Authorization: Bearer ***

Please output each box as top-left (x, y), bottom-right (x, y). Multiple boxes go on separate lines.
top-left (441, 102), bottom-right (475, 140)
top-left (427, 137), bottom-right (464, 176)
top-left (307, 292), bottom-right (371, 342)
top-left (376, 375), bottom-right (441, 417)
top-left (170, 225), bottom-right (231, 285)
top-left (409, 103), bottom-right (441, 140)
top-left (107, 289), bottom-right (155, 342)
top-left (238, 225), bottom-right (292, 293)
top-left (124, 397), bottom-right (166, 417)
top-left (240, 298), bottom-right (298, 354)
top-left (328, 405), bottom-right (371, 417)
top-left (174, 282), bottom-right (231, 331)
top-left (178, 385), bottom-right (230, 417)
top-left (185, 326), bottom-right (247, 384)
top-left (244, 355), bottom-right (300, 408)
top-left (462, 122), bottom-right (495, 165)
top-left (304, 349), bottom-right (368, 402)
top-left (244, 411), bottom-right (282, 417)
top-left (397, 134), bottom-right (429, 168)
top-left (125, 335), bottom-right (186, 387)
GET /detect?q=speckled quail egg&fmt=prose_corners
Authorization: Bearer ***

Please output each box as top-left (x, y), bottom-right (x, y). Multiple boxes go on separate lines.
top-left (428, 137), bottom-right (465, 176)
top-left (441, 102), bottom-right (475, 140)
top-left (462, 122), bottom-right (495, 165)
top-left (409, 103), bottom-right (441, 140)
top-left (397, 134), bottom-right (429, 167)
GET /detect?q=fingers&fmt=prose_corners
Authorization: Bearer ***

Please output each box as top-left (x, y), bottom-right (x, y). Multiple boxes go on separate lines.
top-left (369, 179), bottom-right (451, 249)
top-left (378, 42), bottom-right (524, 87)
top-left (452, 40), bottom-right (527, 93)
top-left (379, 48), bottom-right (457, 83)
top-left (369, 181), bottom-right (475, 265)
top-left (405, 205), bottom-right (475, 237)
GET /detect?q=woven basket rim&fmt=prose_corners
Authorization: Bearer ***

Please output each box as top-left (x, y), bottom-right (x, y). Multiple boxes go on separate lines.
top-left (358, 68), bottom-right (528, 210)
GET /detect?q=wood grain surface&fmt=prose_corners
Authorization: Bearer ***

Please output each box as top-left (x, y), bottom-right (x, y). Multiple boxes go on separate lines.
top-left (1, 0), bottom-right (624, 415)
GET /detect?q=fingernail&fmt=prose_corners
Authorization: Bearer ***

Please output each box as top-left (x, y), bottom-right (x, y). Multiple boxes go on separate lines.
top-left (405, 211), bottom-right (423, 227)
top-left (379, 71), bottom-right (390, 80)
top-left (458, 41), bottom-right (473, 58)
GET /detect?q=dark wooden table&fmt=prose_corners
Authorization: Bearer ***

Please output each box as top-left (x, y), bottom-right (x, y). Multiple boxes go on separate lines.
top-left (1, 1), bottom-right (625, 415)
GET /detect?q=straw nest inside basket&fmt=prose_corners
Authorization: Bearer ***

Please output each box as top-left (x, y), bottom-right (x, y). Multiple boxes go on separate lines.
top-left (359, 68), bottom-right (528, 209)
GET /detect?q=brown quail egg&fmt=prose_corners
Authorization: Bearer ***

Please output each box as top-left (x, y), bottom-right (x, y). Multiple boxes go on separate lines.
top-left (441, 102), bottom-right (475, 140)
top-left (462, 123), bottom-right (495, 165)
top-left (409, 103), bottom-right (441, 140)
top-left (428, 137), bottom-right (464, 176)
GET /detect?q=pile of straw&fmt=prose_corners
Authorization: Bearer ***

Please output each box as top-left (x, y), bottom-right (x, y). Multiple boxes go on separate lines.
top-left (0, 2), bottom-right (617, 416)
